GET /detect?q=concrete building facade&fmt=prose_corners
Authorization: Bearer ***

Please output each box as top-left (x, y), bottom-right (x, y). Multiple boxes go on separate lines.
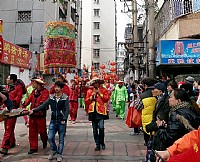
top-left (0, 0), bottom-right (82, 85)
top-left (81, 0), bottom-right (116, 72)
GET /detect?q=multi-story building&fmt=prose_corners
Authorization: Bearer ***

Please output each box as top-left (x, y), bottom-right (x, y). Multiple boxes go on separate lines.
top-left (155, 0), bottom-right (200, 78)
top-left (116, 46), bottom-right (125, 80)
top-left (0, 0), bottom-right (82, 85)
top-left (81, 0), bottom-right (116, 72)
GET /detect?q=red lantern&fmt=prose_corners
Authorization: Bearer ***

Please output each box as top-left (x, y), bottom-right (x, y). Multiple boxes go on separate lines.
top-left (104, 75), bottom-right (109, 81)
top-left (19, 68), bottom-right (24, 73)
top-left (110, 67), bottom-right (116, 72)
top-left (78, 77), bottom-right (82, 82)
top-left (111, 73), bottom-right (116, 78)
top-left (100, 64), bottom-right (105, 70)
top-left (74, 75), bottom-right (78, 80)
top-left (83, 71), bottom-right (87, 75)
top-left (91, 66), bottom-right (95, 71)
top-left (110, 61), bottom-right (116, 66)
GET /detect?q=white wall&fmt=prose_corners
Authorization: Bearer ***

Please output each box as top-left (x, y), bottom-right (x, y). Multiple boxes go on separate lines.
top-left (81, 0), bottom-right (115, 69)
top-left (10, 65), bottom-right (30, 86)
top-left (81, 0), bottom-right (92, 68)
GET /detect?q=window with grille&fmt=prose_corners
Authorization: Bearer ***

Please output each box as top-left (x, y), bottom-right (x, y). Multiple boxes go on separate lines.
top-left (93, 35), bottom-right (100, 44)
top-left (18, 11), bottom-right (31, 22)
top-left (94, 62), bottom-right (100, 70)
top-left (93, 49), bottom-right (100, 58)
top-left (94, 0), bottom-right (99, 4)
top-left (94, 9), bottom-right (100, 17)
top-left (94, 22), bottom-right (100, 29)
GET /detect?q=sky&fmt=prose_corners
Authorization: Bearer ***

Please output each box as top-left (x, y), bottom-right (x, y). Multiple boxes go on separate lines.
top-left (116, 0), bottom-right (164, 43)
top-left (116, 0), bottom-right (145, 43)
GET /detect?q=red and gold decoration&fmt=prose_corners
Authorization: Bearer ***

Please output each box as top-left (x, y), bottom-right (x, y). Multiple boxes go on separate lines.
top-left (0, 19), bottom-right (3, 34)
top-left (0, 39), bottom-right (31, 69)
top-left (43, 21), bottom-right (76, 74)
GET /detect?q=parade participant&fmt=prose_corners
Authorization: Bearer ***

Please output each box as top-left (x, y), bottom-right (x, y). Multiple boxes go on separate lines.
top-left (113, 80), bottom-right (128, 120)
top-left (20, 77), bottom-right (37, 127)
top-left (22, 78), bottom-right (49, 154)
top-left (69, 79), bottom-right (79, 124)
top-left (0, 74), bottom-right (25, 155)
top-left (85, 77), bottom-right (110, 151)
top-left (156, 127), bottom-right (200, 162)
top-left (29, 81), bottom-right (69, 162)
top-left (50, 74), bottom-right (70, 97)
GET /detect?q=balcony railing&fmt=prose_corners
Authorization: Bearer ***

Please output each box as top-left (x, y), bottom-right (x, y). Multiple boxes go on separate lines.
top-left (155, 0), bottom-right (198, 41)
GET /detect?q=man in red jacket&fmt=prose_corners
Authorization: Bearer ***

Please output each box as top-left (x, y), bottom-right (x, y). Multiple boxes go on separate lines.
top-left (50, 74), bottom-right (70, 97)
top-left (69, 79), bottom-right (80, 124)
top-left (0, 74), bottom-right (24, 155)
top-left (22, 78), bottom-right (49, 154)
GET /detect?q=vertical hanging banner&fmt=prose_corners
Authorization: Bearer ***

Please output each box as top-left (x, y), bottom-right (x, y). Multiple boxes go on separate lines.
top-left (44, 21), bottom-right (76, 74)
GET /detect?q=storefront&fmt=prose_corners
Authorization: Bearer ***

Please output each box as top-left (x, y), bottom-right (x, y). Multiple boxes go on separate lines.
top-left (156, 39), bottom-right (200, 78)
top-left (0, 38), bottom-right (32, 85)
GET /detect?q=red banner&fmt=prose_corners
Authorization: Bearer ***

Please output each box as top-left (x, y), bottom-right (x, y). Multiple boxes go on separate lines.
top-left (0, 40), bottom-right (31, 69)
top-left (44, 50), bottom-right (76, 68)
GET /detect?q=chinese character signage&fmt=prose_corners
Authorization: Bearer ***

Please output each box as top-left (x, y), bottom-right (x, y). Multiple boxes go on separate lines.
top-left (193, 0), bottom-right (200, 12)
top-left (0, 39), bottom-right (31, 68)
top-left (44, 21), bottom-right (76, 74)
top-left (160, 40), bottom-right (200, 64)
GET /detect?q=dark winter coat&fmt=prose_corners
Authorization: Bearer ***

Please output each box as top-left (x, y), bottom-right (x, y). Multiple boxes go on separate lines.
top-left (33, 94), bottom-right (69, 122)
top-left (146, 93), bottom-right (170, 133)
top-left (152, 101), bottom-right (200, 151)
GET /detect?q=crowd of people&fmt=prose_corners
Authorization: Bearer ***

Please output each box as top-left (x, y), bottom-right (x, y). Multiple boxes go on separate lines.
top-left (125, 76), bottom-right (200, 162)
top-left (0, 73), bottom-right (200, 162)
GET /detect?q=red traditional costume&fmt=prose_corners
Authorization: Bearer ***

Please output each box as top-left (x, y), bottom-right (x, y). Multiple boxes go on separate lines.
top-left (85, 86), bottom-right (110, 116)
top-left (69, 83), bottom-right (80, 122)
top-left (1, 82), bottom-right (23, 150)
top-left (23, 87), bottom-right (49, 151)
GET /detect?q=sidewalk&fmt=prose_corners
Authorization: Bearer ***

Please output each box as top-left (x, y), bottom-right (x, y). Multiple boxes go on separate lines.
top-left (0, 107), bottom-right (146, 162)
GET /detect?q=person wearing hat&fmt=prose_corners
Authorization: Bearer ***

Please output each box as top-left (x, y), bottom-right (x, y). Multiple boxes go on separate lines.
top-left (29, 81), bottom-right (69, 162)
top-left (22, 77), bottom-right (49, 154)
top-left (145, 82), bottom-right (170, 161)
top-left (50, 74), bottom-right (70, 97)
top-left (0, 74), bottom-right (24, 155)
top-left (69, 79), bottom-right (80, 124)
top-left (185, 76), bottom-right (195, 85)
top-left (85, 77), bottom-right (110, 151)
top-left (113, 80), bottom-right (128, 120)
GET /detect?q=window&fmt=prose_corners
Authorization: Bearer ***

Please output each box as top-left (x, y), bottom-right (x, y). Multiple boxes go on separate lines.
top-left (94, 62), bottom-right (100, 70)
top-left (183, 0), bottom-right (192, 14)
top-left (93, 35), bottom-right (100, 44)
top-left (93, 49), bottom-right (100, 58)
top-left (94, 0), bottom-right (99, 4)
top-left (94, 9), bottom-right (100, 17)
top-left (18, 11), bottom-right (31, 22)
top-left (94, 22), bottom-right (100, 29)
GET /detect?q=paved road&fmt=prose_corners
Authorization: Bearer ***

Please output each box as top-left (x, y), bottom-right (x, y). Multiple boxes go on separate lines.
top-left (0, 107), bottom-right (146, 162)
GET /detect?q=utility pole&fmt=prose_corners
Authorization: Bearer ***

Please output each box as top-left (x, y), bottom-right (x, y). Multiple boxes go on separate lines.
top-left (148, 0), bottom-right (156, 78)
top-left (132, 0), bottom-right (139, 80)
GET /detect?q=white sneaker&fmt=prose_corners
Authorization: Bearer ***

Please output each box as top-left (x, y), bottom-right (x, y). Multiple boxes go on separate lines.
top-left (57, 154), bottom-right (62, 162)
top-left (48, 151), bottom-right (57, 160)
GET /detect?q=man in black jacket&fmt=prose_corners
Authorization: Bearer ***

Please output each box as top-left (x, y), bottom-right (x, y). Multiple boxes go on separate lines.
top-left (146, 82), bottom-right (170, 133)
top-left (29, 81), bottom-right (69, 162)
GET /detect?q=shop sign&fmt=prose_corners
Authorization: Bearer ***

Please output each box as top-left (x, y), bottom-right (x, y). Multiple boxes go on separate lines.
top-left (0, 39), bottom-right (31, 69)
top-left (160, 40), bottom-right (200, 64)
